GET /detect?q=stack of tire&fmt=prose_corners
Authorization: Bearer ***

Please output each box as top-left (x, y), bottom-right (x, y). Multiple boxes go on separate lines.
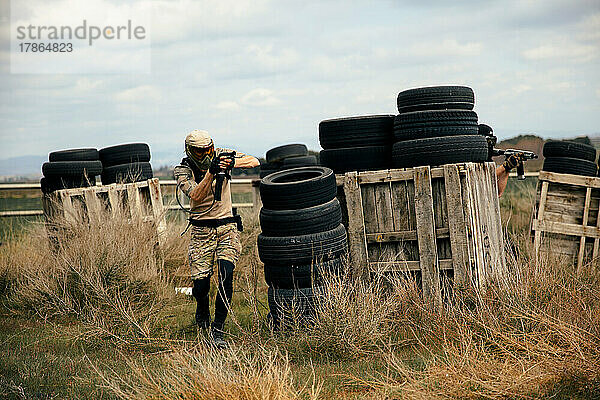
top-left (319, 115), bottom-right (395, 174)
top-left (260, 144), bottom-right (318, 178)
top-left (41, 148), bottom-right (103, 194)
top-left (392, 86), bottom-right (489, 168)
top-left (99, 143), bottom-right (153, 184)
top-left (541, 141), bottom-right (597, 176)
top-left (257, 166), bottom-right (348, 330)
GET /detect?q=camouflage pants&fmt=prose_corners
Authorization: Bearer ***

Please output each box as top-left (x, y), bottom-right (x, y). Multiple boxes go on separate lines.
top-left (188, 223), bottom-right (241, 280)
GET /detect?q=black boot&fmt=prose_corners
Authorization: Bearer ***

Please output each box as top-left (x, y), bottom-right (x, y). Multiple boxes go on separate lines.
top-left (192, 278), bottom-right (210, 329)
top-left (211, 259), bottom-right (234, 348)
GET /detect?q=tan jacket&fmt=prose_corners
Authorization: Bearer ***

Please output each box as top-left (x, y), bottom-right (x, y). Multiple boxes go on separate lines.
top-left (174, 148), bottom-right (243, 220)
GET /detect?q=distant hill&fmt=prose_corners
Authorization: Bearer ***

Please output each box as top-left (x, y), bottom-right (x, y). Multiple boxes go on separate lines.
top-left (0, 155), bottom-right (45, 180)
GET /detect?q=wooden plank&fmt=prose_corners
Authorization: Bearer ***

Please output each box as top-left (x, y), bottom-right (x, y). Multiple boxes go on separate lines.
top-left (358, 169), bottom-right (413, 184)
top-left (165, 203), bottom-right (253, 211)
top-left (83, 188), bottom-right (102, 225)
top-left (374, 180), bottom-right (398, 261)
top-left (539, 171), bottom-right (600, 188)
top-left (443, 164), bottom-right (469, 285)
top-left (487, 162), bottom-right (506, 276)
top-left (355, 167), bottom-right (456, 185)
top-left (127, 184), bottom-right (143, 220)
top-left (343, 172), bottom-right (369, 280)
top-left (593, 198), bottom-right (600, 260)
top-left (0, 210), bottom-right (44, 217)
top-left (534, 181), bottom-right (550, 258)
top-left (464, 163), bottom-right (506, 287)
top-left (361, 184), bottom-right (377, 234)
top-left (390, 181), bottom-right (409, 231)
top-left (533, 219), bottom-right (600, 239)
top-left (431, 178), bottom-right (444, 229)
top-left (107, 185), bottom-right (120, 217)
top-left (413, 166), bottom-right (441, 308)
top-left (369, 259), bottom-right (455, 273)
top-left (59, 192), bottom-right (77, 223)
top-left (374, 181), bottom-right (394, 232)
top-left (148, 178), bottom-right (167, 242)
top-left (366, 227), bottom-right (450, 243)
top-left (577, 187), bottom-right (592, 269)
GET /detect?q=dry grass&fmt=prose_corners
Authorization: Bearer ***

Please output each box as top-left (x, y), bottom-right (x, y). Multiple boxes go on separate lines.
top-left (2, 182), bottom-right (600, 399)
top-left (0, 203), bottom-right (187, 344)
top-left (98, 343), bottom-right (321, 400)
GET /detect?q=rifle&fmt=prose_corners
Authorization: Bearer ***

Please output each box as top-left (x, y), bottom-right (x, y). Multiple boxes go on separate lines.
top-left (491, 148), bottom-right (538, 180)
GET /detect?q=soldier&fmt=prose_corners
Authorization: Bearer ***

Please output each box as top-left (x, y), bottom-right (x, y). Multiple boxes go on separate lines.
top-left (174, 130), bottom-right (259, 348)
top-left (479, 123), bottom-right (528, 197)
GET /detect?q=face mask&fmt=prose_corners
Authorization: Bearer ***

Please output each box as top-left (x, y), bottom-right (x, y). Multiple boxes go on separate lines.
top-left (186, 144), bottom-right (215, 172)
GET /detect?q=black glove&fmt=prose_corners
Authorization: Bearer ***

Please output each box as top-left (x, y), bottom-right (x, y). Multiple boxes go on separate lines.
top-left (502, 152), bottom-right (525, 172)
top-left (209, 156), bottom-right (221, 175)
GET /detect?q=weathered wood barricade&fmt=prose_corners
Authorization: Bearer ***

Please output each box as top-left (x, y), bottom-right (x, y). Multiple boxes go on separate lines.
top-left (41, 178), bottom-right (167, 245)
top-left (533, 171), bottom-right (600, 269)
top-left (336, 162), bottom-right (506, 306)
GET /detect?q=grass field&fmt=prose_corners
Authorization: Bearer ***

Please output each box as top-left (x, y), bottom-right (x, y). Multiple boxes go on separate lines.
top-left (1, 178), bottom-right (599, 399)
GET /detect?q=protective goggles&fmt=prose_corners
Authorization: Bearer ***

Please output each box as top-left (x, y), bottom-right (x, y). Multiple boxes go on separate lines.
top-left (186, 143), bottom-right (215, 163)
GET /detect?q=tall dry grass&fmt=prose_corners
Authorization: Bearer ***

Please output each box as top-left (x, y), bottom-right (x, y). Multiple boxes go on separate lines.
top-left (99, 343), bottom-right (321, 400)
top-left (295, 238), bottom-right (600, 398)
top-left (0, 203), bottom-right (187, 344)
top-left (2, 183), bottom-right (599, 398)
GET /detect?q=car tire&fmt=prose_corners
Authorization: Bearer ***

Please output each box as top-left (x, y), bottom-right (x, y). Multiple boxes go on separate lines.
top-left (266, 144), bottom-right (308, 163)
top-left (320, 146), bottom-right (390, 174)
top-left (397, 86), bottom-right (474, 114)
top-left (101, 162), bottom-right (153, 184)
top-left (264, 258), bottom-right (344, 289)
top-left (268, 286), bottom-right (324, 330)
top-left (42, 161), bottom-right (103, 178)
top-left (319, 115), bottom-right (395, 149)
top-left (394, 110), bottom-right (478, 130)
top-left (282, 155), bottom-right (318, 168)
top-left (99, 143), bottom-right (151, 167)
top-left (393, 125), bottom-right (479, 141)
top-left (392, 135), bottom-right (488, 168)
top-left (258, 224), bottom-right (348, 266)
top-left (542, 157), bottom-right (597, 177)
top-left (260, 167), bottom-right (336, 210)
top-left (49, 148), bottom-right (99, 162)
top-left (260, 198), bottom-right (342, 236)
top-left (543, 141), bottom-right (597, 162)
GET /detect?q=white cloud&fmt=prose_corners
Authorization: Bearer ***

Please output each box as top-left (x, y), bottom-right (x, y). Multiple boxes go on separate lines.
top-left (114, 85), bottom-right (160, 103)
top-left (214, 101), bottom-right (240, 111)
top-left (408, 39), bottom-right (483, 58)
top-left (244, 44), bottom-right (299, 71)
top-left (240, 88), bottom-right (280, 107)
top-left (150, 0), bottom-right (273, 42)
top-left (522, 43), bottom-right (598, 62)
top-left (547, 82), bottom-right (572, 92)
top-left (576, 13), bottom-right (600, 42)
top-left (512, 84), bottom-right (532, 95)
top-left (74, 78), bottom-right (103, 92)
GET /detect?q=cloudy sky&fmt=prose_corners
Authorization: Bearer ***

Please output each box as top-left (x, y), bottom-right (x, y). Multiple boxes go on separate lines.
top-left (0, 0), bottom-right (599, 166)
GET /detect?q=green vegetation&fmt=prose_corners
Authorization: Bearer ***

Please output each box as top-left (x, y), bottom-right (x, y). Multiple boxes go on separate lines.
top-left (1, 179), bottom-right (599, 399)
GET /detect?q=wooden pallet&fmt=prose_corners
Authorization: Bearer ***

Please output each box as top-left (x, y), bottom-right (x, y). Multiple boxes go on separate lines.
top-left (41, 178), bottom-right (167, 245)
top-left (532, 171), bottom-right (600, 269)
top-left (338, 162), bottom-right (506, 307)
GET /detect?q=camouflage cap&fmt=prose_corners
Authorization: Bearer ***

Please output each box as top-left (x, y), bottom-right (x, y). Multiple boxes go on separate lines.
top-left (185, 129), bottom-right (213, 148)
